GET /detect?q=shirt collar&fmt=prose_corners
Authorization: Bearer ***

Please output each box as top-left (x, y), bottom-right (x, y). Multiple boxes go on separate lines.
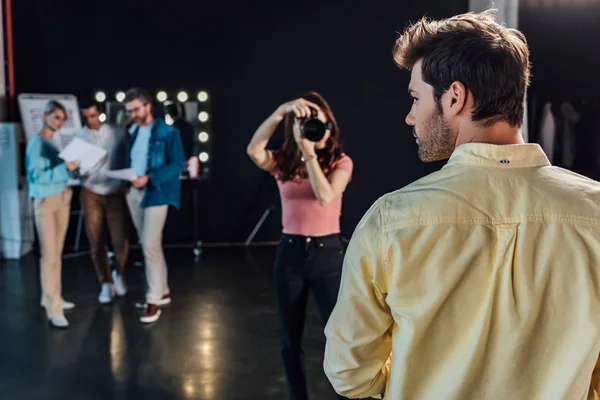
top-left (445, 143), bottom-right (551, 168)
top-left (82, 123), bottom-right (107, 135)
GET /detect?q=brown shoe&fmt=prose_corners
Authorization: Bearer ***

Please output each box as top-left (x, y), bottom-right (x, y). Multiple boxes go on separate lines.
top-left (140, 304), bottom-right (161, 324)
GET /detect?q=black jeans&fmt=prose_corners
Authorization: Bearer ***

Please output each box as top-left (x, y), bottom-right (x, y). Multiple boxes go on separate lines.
top-left (274, 233), bottom-right (349, 400)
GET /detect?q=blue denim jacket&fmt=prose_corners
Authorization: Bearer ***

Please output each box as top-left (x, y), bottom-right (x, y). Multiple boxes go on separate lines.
top-left (127, 118), bottom-right (185, 209)
top-left (25, 135), bottom-right (71, 199)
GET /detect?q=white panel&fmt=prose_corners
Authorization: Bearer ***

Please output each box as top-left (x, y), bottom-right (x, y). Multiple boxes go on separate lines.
top-left (469, 0), bottom-right (527, 142)
top-left (0, 123), bottom-right (33, 259)
top-left (17, 93), bottom-right (83, 148)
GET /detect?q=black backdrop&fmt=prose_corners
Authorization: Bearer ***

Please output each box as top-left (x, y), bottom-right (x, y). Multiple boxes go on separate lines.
top-left (520, 1), bottom-right (600, 180)
top-left (520, 1), bottom-right (600, 104)
top-left (13, 0), bottom-right (468, 245)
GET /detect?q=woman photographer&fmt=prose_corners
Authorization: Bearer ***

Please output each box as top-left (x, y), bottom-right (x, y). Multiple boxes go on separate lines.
top-left (247, 91), bottom-right (352, 400)
top-left (25, 100), bottom-right (80, 328)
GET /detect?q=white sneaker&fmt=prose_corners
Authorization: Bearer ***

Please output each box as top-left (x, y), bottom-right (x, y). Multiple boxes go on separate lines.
top-left (49, 315), bottom-right (69, 328)
top-left (98, 283), bottom-right (115, 304)
top-left (62, 301), bottom-right (76, 310)
top-left (112, 270), bottom-right (127, 296)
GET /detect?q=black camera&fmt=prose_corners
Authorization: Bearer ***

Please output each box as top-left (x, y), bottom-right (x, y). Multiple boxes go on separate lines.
top-left (296, 107), bottom-right (333, 142)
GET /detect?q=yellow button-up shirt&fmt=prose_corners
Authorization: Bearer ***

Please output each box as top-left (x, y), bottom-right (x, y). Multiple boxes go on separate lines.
top-left (325, 143), bottom-right (600, 399)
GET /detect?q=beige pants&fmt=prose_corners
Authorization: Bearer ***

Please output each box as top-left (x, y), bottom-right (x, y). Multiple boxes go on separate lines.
top-left (126, 188), bottom-right (169, 304)
top-left (33, 188), bottom-right (72, 319)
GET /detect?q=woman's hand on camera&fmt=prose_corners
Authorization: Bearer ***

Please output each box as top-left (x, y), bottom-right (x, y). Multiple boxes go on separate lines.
top-left (278, 98), bottom-right (321, 119)
top-left (293, 120), bottom-right (316, 157)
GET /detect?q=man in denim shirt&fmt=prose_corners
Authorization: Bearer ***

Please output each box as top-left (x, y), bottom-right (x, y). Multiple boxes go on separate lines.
top-left (124, 88), bottom-right (185, 324)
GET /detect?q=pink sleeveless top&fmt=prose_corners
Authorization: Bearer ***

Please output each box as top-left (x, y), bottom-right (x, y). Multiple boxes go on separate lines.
top-left (271, 154), bottom-right (353, 236)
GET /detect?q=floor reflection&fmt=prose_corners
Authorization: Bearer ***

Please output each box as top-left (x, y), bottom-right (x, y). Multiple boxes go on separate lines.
top-left (110, 306), bottom-right (125, 383)
top-left (0, 248), bottom-right (340, 399)
top-left (196, 304), bottom-right (219, 399)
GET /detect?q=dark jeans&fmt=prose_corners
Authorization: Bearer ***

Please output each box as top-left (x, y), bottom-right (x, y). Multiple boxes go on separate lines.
top-left (274, 233), bottom-right (349, 400)
top-left (81, 188), bottom-right (130, 284)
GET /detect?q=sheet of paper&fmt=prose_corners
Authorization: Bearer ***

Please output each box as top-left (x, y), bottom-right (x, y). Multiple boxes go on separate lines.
top-left (104, 168), bottom-right (137, 181)
top-left (58, 137), bottom-right (107, 171)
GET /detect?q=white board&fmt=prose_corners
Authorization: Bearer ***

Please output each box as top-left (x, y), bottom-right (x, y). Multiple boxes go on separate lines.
top-left (17, 93), bottom-right (82, 149)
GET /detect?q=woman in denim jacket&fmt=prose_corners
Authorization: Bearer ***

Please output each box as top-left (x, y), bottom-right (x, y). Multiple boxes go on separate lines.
top-left (25, 100), bottom-right (80, 328)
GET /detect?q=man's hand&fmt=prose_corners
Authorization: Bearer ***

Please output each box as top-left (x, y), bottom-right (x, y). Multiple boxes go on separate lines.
top-left (131, 175), bottom-right (149, 189)
top-left (65, 160), bottom-right (80, 171)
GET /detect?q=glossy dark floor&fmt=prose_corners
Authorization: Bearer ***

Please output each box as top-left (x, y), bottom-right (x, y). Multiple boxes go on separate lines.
top-left (0, 247), bottom-right (341, 400)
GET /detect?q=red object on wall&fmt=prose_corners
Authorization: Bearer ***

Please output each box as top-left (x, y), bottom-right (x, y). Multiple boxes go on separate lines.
top-left (4, 0), bottom-right (15, 121)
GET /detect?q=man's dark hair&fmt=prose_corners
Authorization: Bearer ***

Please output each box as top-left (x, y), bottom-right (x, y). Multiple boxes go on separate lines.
top-left (124, 87), bottom-right (153, 105)
top-left (393, 10), bottom-right (531, 127)
top-left (80, 101), bottom-right (103, 113)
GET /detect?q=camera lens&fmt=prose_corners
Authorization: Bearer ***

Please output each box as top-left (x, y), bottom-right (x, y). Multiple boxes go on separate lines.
top-left (302, 119), bottom-right (326, 142)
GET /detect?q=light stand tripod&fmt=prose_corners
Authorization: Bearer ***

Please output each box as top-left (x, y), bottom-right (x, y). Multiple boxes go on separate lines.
top-left (245, 191), bottom-right (279, 246)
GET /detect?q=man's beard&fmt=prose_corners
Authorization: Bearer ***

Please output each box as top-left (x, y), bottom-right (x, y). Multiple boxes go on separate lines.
top-left (416, 108), bottom-right (455, 163)
top-left (135, 114), bottom-right (150, 125)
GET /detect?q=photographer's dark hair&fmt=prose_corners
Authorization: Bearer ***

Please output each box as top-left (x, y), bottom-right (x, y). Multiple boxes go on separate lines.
top-left (124, 87), bottom-right (153, 105)
top-left (393, 9), bottom-right (530, 127)
top-left (277, 91), bottom-right (343, 182)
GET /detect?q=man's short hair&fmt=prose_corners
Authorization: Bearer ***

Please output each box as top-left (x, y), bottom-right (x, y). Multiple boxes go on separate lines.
top-left (393, 9), bottom-right (531, 127)
top-left (80, 100), bottom-right (103, 113)
top-left (124, 87), bottom-right (153, 105)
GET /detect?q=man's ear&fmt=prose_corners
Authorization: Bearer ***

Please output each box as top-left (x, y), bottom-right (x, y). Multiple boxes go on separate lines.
top-left (442, 81), bottom-right (467, 117)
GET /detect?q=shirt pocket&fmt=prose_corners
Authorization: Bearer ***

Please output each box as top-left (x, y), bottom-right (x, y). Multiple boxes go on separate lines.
top-left (149, 140), bottom-right (166, 168)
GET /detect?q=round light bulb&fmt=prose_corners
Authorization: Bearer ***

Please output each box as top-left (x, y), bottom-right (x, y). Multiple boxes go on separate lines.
top-left (156, 91), bottom-right (168, 102)
top-left (177, 91), bottom-right (189, 102)
top-left (198, 152), bottom-right (209, 163)
top-left (198, 112), bottom-right (209, 122)
top-left (197, 91), bottom-right (209, 102)
top-left (95, 91), bottom-right (106, 102)
top-left (198, 132), bottom-right (209, 142)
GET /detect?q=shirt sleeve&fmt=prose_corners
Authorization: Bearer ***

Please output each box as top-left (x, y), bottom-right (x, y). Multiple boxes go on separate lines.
top-left (334, 154), bottom-right (353, 176)
top-left (591, 355), bottom-right (600, 399)
top-left (25, 138), bottom-right (70, 185)
top-left (147, 126), bottom-right (186, 186)
top-left (324, 196), bottom-right (393, 399)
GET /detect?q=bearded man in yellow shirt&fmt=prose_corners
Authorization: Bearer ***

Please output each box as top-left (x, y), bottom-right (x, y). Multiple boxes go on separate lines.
top-left (324, 9), bottom-right (600, 400)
